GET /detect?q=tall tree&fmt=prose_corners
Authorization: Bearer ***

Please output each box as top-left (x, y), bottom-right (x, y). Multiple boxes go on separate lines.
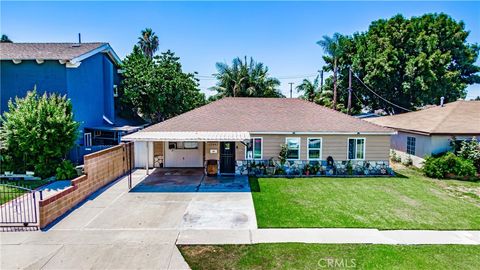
top-left (121, 46), bottom-right (206, 123)
top-left (210, 57), bottom-right (284, 98)
top-left (0, 34), bottom-right (12, 43)
top-left (317, 33), bottom-right (344, 110)
top-left (296, 76), bottom-right (320, 102)
top-left (343, 13), bottom-right (479, 114)
top-left (137, 28), bottom-right (159, 59)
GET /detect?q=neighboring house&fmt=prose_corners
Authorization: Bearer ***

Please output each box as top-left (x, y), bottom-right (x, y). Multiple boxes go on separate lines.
top-left (123, 98), bottom-right (395, 175)
top-left (366, 100), bottom-right (480, 167)
top-left (0, 42), bottom-right (145, 161)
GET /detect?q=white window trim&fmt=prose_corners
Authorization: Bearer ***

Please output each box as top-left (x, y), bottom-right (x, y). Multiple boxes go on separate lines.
top-left (407, 136), bottom-right (416, 155)
top-left (307, 137), bottom-right (323, 160)
top-left (347, 137), bottom-right (366, 160)
top-left (286, 137), bottom-right (301, 160)
top-left (84, 132), bottom-right (92, 147)
top-left (245, 137), bottom-right (263, 160)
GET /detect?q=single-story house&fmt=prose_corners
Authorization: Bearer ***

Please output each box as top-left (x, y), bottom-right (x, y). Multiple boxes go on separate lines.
top-left (0, 42), bottom-right (147, 162)
top-left (366, 100), bottom-right (480, 167)
top-left (123, 98), bottom-right (395, 175)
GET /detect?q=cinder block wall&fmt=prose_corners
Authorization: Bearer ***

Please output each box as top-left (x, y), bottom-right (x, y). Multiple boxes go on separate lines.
top-left (39, 142), bottom-right (134, 229)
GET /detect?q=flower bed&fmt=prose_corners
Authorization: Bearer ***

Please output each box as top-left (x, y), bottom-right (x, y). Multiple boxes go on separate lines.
top-left (235, 159), bottom-right (393, 176)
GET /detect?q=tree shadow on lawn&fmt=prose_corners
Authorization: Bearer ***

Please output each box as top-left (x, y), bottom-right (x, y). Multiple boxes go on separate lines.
top-left (248, 177), bottom-right (261, 192)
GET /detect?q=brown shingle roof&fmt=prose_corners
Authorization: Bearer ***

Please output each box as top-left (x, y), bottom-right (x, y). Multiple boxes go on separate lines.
top-left (141, 98), bottom-right (393, 134)
top-left (366, 100), bottom-right (480, 135)
top-left (0, 42), bottom-right (106, 60)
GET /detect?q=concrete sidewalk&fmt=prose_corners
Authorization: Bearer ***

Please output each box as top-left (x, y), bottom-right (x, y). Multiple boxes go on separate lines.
top-left (176, 228), bottom-right (480, 245)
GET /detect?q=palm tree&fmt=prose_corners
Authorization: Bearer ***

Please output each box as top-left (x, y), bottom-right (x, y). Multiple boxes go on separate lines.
top-left (296, 76), bottom-right (320, 102)
top-left (211, 57), bottom-right (283, 98)
top-left (1, 34), bottom-right (12, 43)
top-left (137, 28), bottom-right (159, 59)
top-left (317, 33), bottom-right (343, 110)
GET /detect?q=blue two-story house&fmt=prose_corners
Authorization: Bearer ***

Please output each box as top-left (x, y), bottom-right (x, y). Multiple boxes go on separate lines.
top-left (0, 42), bottom-right (145, 162)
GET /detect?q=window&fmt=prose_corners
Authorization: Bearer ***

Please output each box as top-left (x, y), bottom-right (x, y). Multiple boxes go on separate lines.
top-left (407, 137), bottom-right (416, 155)
top-left (307, 138), bottom-right (322, 160)
top-left (245, 137), bottom-right (263, 160)
top-left (183, 142), bottom-right (198, 149)
top-left (84, 133), bottom-right (92, 147)
top-left (286, 137), bottom-right (301, 160)
top-left (348, 138), bottom-right (365, 160)
top-left (113, 85), bottom-right (119, 97)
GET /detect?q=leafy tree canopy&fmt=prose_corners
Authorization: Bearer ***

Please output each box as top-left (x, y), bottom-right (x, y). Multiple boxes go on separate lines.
top-left (121, 46), bottom-right (206, 123)
top-left (322, 13), bottom-right (480, 114)
top-left (0, 89), bottom-right (79, 177)
top-left (210, 56), bottom-right (284, 99)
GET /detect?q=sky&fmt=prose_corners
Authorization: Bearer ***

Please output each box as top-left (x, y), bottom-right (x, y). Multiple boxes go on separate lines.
top-left (1, 1), bottom-right (479, 99)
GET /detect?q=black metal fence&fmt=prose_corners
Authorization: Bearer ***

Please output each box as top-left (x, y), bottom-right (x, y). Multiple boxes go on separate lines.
top-left (0, 181), bottom-right (42, 226)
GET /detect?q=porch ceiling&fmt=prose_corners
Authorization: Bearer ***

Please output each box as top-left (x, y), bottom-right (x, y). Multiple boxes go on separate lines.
top-left (121, 131), bottom-right (251, 142)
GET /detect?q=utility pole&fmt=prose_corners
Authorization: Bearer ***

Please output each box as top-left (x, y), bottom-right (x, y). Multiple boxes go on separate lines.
top-left (289, 82), bottom-right (294, 98)
top-left (347, 67), bottom-right (352, 115)
top-left (333, 59), bottom-right (338, 110)
top-left (319, 70), bottom-right (324, 91)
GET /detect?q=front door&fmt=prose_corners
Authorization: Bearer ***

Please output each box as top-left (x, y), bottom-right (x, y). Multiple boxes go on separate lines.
top-left (220, 142), bottom-right (236, 174)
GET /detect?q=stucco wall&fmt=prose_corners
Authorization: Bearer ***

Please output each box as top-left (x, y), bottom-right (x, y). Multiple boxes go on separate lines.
top-left (1, 53), bottom-right (118, 146)
top-left (0, 60), bottom-right (67, 113)
top-left (134, 141), bottom-right (154, 168)
top-left (391, 132), bottom-right (432, 158)
top-left (391, 132), bottom-right (479, 158)
top-left (66, 53), bottom-right (106, 132)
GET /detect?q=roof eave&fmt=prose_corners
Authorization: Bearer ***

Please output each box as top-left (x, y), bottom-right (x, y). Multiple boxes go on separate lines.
top-left (70, 43), bottom-right (122, 66)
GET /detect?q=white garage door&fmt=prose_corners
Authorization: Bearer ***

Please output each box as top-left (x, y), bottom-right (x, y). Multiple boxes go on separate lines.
top-left (165, 141), bottom-right (204, 167)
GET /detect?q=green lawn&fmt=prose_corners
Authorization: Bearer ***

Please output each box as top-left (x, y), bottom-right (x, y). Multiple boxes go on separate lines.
top-left (0, 180), bottom-right (49, 204)
top-left (250, 168), bottom-right (480, 229)
top-left (179, 244), bottom-right (480, 270)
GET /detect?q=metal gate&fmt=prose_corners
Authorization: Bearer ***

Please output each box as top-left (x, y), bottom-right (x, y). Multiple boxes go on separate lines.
top-left (0, 182), bottom-right (42, 226)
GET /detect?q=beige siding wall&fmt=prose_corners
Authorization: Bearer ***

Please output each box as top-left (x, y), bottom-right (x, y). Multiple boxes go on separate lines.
top-left (236, 134), bottom-right (391, 161)
top-left (193, 134), bottom-right (390, 163)
top-left (205, 142), bottom-right (220, 160)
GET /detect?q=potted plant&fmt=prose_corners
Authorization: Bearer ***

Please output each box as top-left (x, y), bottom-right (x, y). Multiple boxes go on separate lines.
top-left (304, 163), bottom-right (311, 176)
top-left (266, 158), bottom-right (276, 175)
top-left (278, 144), bottom-right (288, 166)
top-left (346, 160), bottom-right (353, 175)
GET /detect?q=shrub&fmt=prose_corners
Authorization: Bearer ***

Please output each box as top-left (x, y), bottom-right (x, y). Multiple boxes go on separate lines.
top-left (390, 150), bottom-right (401, 163)
top-left (423, 153), bottom-right (477, 179)
top-left (0, 89), bottom-right (79, 178)
top-left (278, 144), bottom-right (288, 165)
top-left (55, 160), bottom-right (77, 180)
top-left (402, 155), bottom-right (413, 167)
top-left (457, 137), bottom-right (480, 172)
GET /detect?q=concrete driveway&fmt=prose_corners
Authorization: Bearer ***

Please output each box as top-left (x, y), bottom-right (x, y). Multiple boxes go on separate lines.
top-left (0, 169), bottom-right (257, 269)
top-left (131, 168), bottom-right (251, 192)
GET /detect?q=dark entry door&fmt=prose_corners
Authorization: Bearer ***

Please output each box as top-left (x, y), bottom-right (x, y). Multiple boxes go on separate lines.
top-left (220, 142), bottom-right (236, 174)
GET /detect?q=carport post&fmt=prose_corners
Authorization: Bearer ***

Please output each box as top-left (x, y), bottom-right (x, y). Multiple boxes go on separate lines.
top-left (146, 141), bottom-right (149, 175)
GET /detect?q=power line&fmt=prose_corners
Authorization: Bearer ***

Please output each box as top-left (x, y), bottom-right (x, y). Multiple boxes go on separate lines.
top-left (194, 73), bottom-right (318, 80)
top-left (350, 69), bottom-right (412, 112)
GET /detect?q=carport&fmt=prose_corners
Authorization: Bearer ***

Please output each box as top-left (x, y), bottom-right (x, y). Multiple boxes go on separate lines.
top-left (122, 131), bottom-right (251, 175)
top-left (129, 167), bottom-right (251, 192)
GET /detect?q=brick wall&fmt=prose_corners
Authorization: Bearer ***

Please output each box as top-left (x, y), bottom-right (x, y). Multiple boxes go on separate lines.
top-left (39, 142), bottom-right (134, 229)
